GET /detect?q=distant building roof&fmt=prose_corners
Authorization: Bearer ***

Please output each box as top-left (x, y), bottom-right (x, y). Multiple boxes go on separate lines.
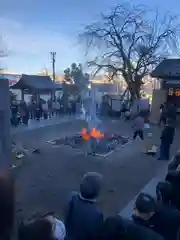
top-left (151, 58), bottom-right (180, 79)
top-left (10, 74), bottom-right (61, 92)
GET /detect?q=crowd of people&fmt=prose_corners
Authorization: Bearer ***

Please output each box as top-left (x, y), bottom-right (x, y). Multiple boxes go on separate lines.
top-left (10, 98), bottom-right (77, 127)
top-left (2, 155), bottom-right (180, 240)
top-left (5, 98), bottom-right (178, 239)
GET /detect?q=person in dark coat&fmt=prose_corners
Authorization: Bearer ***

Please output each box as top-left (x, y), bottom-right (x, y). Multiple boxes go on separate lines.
top-left (103, 215), bottom-right (163, 240)
top-left (153, 181), bottom-right (180, 240)
top-left (166, 169), bottom-right (180, 211)
top-left (20, 101), bottom-right (29, 125)
top-left (64, 172), bottom-right (104, 240)
top-left (168, 152), bottom-right (180, 172)
top-left (10, 101), bottom-right (20, 127)
top-left (103, 215), bottom-right (127, 240)
top-left (132, 193), bottom-right (165, 240)
top-left (167, 103), bottom-right (176, 124)
top-left (133, 191), bottom-right (180, 240)
top-left (0, 170), bottom-right (15, 240)
top-left (159, 103), bottom-right (167, 126)
top-left (158, 119), bottom-right (175, 161)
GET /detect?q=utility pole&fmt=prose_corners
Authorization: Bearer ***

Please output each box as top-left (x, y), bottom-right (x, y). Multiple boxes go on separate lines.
top-left (50, 51), bottom-right (56, 100)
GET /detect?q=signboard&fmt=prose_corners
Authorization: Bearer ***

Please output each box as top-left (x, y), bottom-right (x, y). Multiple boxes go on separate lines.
top-left (168, 88), bottom-right (180, 97)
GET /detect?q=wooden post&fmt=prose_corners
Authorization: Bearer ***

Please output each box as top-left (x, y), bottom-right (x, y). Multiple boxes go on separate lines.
top-left (0, 77), bottom-right (12, 168)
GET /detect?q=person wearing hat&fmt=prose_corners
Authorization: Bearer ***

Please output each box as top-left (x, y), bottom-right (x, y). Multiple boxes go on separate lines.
top-left (64, 172), bottom-right (104, 240)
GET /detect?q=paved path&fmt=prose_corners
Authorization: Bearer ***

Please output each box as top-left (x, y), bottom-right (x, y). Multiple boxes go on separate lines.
top-left (120, 165), bottom-right (168, 218)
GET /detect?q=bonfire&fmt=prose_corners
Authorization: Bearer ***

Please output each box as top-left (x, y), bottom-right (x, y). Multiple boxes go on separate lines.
top-left (80, 127), bottom-right (104, 141)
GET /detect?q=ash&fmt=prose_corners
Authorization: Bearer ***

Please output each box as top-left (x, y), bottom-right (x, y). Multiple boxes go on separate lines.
top-left (48, 134), bottom-right (129, 156)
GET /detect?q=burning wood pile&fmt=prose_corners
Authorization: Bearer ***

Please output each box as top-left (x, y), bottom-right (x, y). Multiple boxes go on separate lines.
top-left (80, 127), bottom-right (104, 141)
top-left (47, 126), bottom-right (129, 157)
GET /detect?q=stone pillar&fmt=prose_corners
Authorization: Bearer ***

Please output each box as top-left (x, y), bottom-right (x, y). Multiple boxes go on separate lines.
top-left (0, 77), bottom-right (12, 168)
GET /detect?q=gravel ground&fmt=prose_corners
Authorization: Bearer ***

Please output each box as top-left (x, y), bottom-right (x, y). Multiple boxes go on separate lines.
top-left (14, 119), bottom-right (179, 220)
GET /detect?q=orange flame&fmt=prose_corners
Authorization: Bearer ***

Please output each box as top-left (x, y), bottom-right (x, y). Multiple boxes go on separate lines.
top-left (80, 127), bottom-right (104, 141)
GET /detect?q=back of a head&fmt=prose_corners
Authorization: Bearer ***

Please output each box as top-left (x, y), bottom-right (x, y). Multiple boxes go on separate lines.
top-left (103, 215), bottom-right (127, 240)
top-left (156, 181), bottom-right (173, 204)
top-left (18, 219), bottom-right (54, 240)
top-left (80, 172), bottom-right (103, 200)
top-left (168, 152), bottom-right (180, 172)
top-left (134, 193), bottom-right (156, 214)
top-left (0, 170), bottom-right (15, 239)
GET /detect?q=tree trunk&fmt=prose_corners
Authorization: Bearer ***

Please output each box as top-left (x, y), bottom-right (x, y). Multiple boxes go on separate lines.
top-left (123, 74), bottom-right (142, 105)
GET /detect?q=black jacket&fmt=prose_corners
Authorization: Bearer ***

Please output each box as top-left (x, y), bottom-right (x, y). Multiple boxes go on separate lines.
top-left (150, 204), bottom-right (180, 240)
top-left (64, 194), bottom-right (103, 240)
top-left (161, 125), bottom-right (175, 145)
top-left (131, 216), bottom-right (164, 240)
top-left (166, 171), bottom-right (180, 210)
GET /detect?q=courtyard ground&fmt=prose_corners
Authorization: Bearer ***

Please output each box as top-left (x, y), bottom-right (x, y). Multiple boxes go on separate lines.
top-left (14, 118), bottom-right (179, 221)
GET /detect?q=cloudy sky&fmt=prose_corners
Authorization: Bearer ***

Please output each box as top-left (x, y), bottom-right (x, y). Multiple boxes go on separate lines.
top-left (0, 0), bottom-right (179, 74)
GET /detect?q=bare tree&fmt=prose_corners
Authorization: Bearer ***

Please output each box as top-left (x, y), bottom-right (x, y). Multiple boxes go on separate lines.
top-left (80, 3), bottom-right (180, 100)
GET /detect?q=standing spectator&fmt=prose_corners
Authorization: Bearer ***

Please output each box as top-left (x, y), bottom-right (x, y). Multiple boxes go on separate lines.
top-left (132, 193), bottom-right (164, 240)
top-left (165, 170), bottom-right (180, 211)
top-left (132, 114), bottom-right (144, 140)
top-left (20, 101), bottom-right (29, 125)
top-left (0, 170), bottom-right (15, 240)
top-left (10, 100), bottom-right (19, 126)
top-left (167, 103), bottom-right (176, 124)
top-left (104, 215), bottom-right (163, 240)
top-left (64, 172), bottom-right (104, 240)
top-left (52, 100), bottom-right (56, 116)
top-left (168, 152), bottom-right (180, 172)
top-left (158, 119), bottom-right (175, 161)
top-left (72, 101), bottom-right (76, 114)
top-left (35, 101), bottom-right (42, 121)
top-left (159, 103), bottom-right (167, 126)
top-left (103, 216), bottom-right (127, 240)
top-left (151, 182), bottom-right (180, 240)
top-left (29, 100), bottom-right (36, 120)
top-left (67, 101), bottom-right (72, 115)
top-left (42, 101), bottom-right (49, 119)
top-left (55, 101), bottom-right (60, 116)
top-left (47, 99), bottom-right (53, 118)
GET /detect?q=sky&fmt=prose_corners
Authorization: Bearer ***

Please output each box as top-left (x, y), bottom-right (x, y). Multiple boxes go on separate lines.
top-left (0, 0), bottom-right (179, 74)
